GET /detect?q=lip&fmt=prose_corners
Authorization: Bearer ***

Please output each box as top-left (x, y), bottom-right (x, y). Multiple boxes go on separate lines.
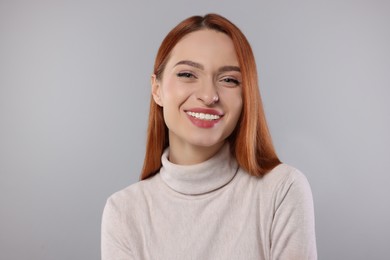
top-left (184, 107), bottom-right (224, 128)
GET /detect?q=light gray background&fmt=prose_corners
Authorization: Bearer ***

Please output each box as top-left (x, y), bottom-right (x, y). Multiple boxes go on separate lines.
top-left (1, 0), bottom-right (389, 259)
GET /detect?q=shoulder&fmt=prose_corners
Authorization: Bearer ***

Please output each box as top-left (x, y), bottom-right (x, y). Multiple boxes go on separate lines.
top-left (101, 176), bottom-right (161, 257)
top-left (104, 175), bottom-right (159, 215)
top-left (261, 164), bottom-right (314, 211)
top-left (237, 163), bottom-right (313, 205)
top-left (239, 163), bottom-right (310, 189)
top-left (263, 163), bottom-right (311, 189)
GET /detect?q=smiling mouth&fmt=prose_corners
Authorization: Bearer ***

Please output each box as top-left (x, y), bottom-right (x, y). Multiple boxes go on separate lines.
top-left (186, 111), bottom-right (221, 120)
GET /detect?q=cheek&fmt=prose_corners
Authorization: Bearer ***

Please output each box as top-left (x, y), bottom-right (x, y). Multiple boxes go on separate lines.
top-left (228, 90), bottom-right (243, 129)
top-left (161, 77), bottom-right (189, 102)
top-left (221, 89), bottom-right (243, 116)
top-left (232, 100), bottom-right (243, 125)
top-left (160, 77), bottom-right (192, 124)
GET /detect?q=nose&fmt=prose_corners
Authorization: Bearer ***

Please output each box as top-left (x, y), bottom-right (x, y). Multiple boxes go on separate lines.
top-left (196, 79), bottom-right (219, 105)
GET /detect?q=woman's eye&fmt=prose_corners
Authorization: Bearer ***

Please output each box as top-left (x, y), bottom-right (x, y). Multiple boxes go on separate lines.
top-left (177, 72), bottom-right (196, 78)
top-left (221, 77), bottom-right (240, 86)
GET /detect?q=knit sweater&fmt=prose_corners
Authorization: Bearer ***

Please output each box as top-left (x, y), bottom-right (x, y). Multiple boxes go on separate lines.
top-left (101, 145), bottom-right (317, 259)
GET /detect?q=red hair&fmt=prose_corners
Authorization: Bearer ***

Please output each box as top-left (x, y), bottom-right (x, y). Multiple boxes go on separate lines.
top-left (140, 14), bottom-right (280, 180)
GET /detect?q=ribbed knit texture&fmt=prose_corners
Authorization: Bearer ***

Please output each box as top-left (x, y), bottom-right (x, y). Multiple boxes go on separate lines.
top-left (101, 144), bottom-right (317, 259)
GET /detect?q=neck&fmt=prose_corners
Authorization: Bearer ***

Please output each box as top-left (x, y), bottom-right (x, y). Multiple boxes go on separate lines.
top-left (159, 142), bottom-right (238, 195)
top-left (168, 139), bottom-right (226, 165)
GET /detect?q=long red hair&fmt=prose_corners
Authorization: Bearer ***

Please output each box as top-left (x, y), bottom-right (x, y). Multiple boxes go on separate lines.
top-left (140, 14), bottom-right (280, 180)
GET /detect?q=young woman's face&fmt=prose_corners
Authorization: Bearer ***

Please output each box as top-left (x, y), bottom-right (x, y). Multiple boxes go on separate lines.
top-left (152, 29), bottom-right (243, 153)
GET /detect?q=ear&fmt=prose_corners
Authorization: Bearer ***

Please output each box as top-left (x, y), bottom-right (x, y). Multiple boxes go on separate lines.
top-left (151, 74), bottom-right (163, 107)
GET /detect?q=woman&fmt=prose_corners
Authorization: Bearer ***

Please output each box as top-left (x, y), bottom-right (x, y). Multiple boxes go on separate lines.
top-left (102, 13), bottom-right (317, 259)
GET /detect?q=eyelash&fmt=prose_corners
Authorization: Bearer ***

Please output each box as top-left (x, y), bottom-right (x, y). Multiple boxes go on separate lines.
top-left (176, 72), bottom-right (196, 78)
top-left (221, 77), bottom-right (240, 86)
top-left (176, 72), bottom-right (241, 87)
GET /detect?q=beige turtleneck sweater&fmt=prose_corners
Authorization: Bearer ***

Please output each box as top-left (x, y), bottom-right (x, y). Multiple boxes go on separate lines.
top-left (101, 145), bottom-right (317, 259)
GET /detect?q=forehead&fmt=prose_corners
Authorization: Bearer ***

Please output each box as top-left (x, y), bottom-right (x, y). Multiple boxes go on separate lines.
top-left (167, 29), bottom-right (239, 67)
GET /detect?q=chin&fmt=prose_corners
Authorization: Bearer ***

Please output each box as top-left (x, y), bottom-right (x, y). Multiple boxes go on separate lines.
top-left (187, 137), bottom-right (226, 148)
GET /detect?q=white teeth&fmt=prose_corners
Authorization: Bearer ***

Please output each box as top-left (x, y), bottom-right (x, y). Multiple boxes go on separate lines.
top-left (186, 111), bottom-right (221, 120)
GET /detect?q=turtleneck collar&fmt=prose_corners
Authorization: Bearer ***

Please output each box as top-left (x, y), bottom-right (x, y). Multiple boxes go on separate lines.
top-left (159, 143), bottom-right (239, 195)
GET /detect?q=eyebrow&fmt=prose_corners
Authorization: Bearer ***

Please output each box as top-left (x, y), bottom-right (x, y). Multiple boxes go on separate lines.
top-left (218, 65), bottom-right (241, 73)
top-left (174, 60), bottom-right (241, 73)
top-left (175, 60), bottom-right (204, 70)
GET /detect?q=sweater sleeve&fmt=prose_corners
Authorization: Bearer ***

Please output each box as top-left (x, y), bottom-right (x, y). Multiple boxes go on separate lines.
top-left (270, 169), bottom-right (317, 260)
top-left (101, 196), bottom-right (134, 260)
